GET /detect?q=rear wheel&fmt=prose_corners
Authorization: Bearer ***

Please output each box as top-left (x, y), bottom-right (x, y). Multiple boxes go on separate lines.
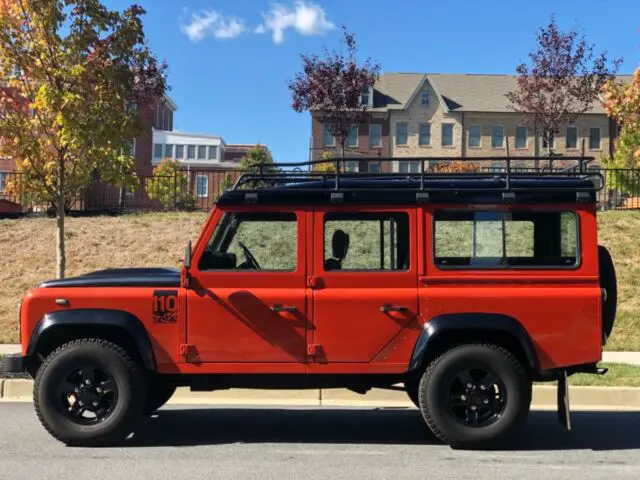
top-left (418, 343), bottom-right (531, 449)
top-left (33, 338), bottom-right (148, 446)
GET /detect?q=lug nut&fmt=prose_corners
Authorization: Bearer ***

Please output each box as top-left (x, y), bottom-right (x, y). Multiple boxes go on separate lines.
top-left (92, 401), bottom-right (99, 407)
top-left (480, 385), bottom-right (486, 391)
top-left (470, 405), bottom-right (477, 411)
top-left (96, 387), bottom-right (103, 394)
top-left (74, 388), bottom-right (80, 393)
top-left (483, 399), bottom-right (489, 405)
top-left (466, 383), bottom-right (473, 389)
top-left (85, 379), bottom-right (92, 386)
top-left (78, 401), bottom-right (84, 406)
top-left (460, 395), bottom-right (467, 401)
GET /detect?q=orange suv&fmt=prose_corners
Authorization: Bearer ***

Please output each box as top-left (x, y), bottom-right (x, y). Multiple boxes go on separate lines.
top-left (1, 156), bottom-right (617, 449)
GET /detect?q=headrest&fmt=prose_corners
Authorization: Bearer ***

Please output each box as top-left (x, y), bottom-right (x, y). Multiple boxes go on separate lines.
top-left (331, 229), bottom-right (349, 260)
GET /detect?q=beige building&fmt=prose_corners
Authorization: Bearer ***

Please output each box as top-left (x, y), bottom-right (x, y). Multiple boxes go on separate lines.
top-left (310, 73), bottom-right (625, 173)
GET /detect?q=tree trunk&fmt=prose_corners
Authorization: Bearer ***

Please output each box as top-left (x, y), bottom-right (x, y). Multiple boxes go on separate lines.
top-left (56, 158), bottom-right (66, 279)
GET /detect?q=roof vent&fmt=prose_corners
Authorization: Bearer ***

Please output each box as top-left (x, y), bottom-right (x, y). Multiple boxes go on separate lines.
top-left (576, 192), bottom-right (591, 203)
top-left (244, 192), bottom-right (258, 204)
top-left (330, 192), bottom-right (344, 204)
top-left (501, 192), bottom-right (516, 203)
top-left (416, 192), bottom-right (431, 203)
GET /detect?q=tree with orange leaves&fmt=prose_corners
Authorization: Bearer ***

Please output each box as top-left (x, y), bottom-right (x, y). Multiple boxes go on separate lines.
top-left (602, 69), bottom-right (640, 167)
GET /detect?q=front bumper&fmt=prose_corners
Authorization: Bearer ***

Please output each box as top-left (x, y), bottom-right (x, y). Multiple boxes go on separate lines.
top-left (0, 354), bottom-right (25, 373)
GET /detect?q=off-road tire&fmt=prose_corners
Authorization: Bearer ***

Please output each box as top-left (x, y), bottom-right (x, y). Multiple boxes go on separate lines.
top-left (418, 343), bottom-right (531, 449)
top-left (598, 245), bottom-right (617, 343)
top-left (33, 338), bottom-right (148, 447)
top-left (144, 376), bottom-right (176, 414)
top-left (404, 375), bottom-right (421, 408)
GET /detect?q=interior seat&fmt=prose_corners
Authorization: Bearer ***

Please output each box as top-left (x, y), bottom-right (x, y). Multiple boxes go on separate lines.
top-left (324, 229), bottom-right (349, 271)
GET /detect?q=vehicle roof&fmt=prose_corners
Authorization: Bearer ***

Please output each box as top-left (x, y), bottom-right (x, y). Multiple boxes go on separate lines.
top-left (216, 175), bottom-right (599, 207)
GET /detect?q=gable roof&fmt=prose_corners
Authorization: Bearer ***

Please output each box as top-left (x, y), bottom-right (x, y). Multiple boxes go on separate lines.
top-left (371, 72), bottom-right (634, 115)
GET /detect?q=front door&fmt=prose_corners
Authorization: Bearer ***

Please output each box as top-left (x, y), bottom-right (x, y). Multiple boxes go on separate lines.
top-left (310, 207), bottom-right (420, 365)
top-left (187, 207), bottom-right (309, 364)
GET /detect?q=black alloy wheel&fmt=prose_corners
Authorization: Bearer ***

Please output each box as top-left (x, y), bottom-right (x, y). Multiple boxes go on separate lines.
top-left (57, 365), bottom-right (118, 424)
top-left (447, 368), bottom-right (506, 427)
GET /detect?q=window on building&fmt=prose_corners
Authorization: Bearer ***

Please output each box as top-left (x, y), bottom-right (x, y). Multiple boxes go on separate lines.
top-left (468, 125), bottom-right (481, 147)
top-left (323, 212), bottom-right (410, 271)
top-left (421, 91), bottom-right (429, 106)
top-left (369, 124), bottom-right (382, 148)
top-left (175, 145), bottom-right (184, 159)
top-left (491, 126), bottom-right (504, 148)
top-left (566, 126), bottom-right (578, 150)
top-left (399, 160), bottom-right (420, 173)
top-left (187, 145), bottom-right (196, 159)
top-left (122, 139), bottom-right (135, 156)
top-left (0, 172), bottom-right (7, 192)
top-left (442, 124), bottom-right (454, 147)
top-left (208, 145), bottom-right (218, 160)
top-left (165, 144), bottom-right (173, 158)
top-left (344, 161), bottom-right (359, 172)
top-left (361, 86), bottom-right (372, 106)
top-left (396, 122), bottom-right (408, 146)
top-left (433, 210), bottom-right (578, 269)
top-left (196, 174), bottom-right (209, 197)
top-left (153, 143), bottom-right (163, 159)
top-left (197, 145), bottom-right (207, 160)
top-left (323, 123), bottom-right (334, 146)
top-left (199, 212), bottom-right (298, 271)
top-left (515, 126), bottom-right (527, 149)
top-left (589, 127), bottom-right (601, 150)
top-left (347, 124), bottom-right (358, 148)
top-left (418, 123), bottom-right (431, 146)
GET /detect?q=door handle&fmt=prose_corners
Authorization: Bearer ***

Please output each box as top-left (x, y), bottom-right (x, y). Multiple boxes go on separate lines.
top-left (271, 304), bottom-right (297, 313)
top-left (380, 304), bottom-right (409, 313)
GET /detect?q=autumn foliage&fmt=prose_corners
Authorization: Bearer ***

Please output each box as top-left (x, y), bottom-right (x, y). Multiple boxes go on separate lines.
top-left (602, 69), bottom-right (640, 167)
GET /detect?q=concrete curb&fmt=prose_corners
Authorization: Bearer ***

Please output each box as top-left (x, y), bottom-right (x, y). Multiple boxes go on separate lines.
top-left (2, 379), bottom-right (640, 409)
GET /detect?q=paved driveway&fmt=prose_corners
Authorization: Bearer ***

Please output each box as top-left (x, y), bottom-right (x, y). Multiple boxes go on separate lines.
top-left (1, 403), bottom-right (640, 479)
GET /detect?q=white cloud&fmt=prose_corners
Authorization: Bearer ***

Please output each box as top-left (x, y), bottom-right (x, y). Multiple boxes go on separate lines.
top-left (180, 10), bottom-right (246, 42)
top-left (256, 1), bottom-right (335, 45)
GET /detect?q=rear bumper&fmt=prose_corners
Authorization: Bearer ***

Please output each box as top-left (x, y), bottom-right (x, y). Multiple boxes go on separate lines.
top-left (0, 354), bottom-right (25, 374)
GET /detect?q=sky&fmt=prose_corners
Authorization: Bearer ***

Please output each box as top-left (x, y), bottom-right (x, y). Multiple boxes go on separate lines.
top-left (103, 0), bottom-right (640, 164)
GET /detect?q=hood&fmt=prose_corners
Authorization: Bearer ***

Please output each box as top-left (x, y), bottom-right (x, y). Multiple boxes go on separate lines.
top-left (39, 267), bottom-right (181, 288)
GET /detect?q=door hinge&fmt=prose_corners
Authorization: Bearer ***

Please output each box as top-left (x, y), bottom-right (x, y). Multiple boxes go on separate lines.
top-left (307, 276), bottom-right (320, 289)
top-left (179, 344), bottom-right (197, 363)
top-left (307, 343), bottom-right (321, 356)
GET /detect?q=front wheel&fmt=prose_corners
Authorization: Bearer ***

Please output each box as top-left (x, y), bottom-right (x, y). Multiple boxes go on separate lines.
top-left (33, 338), bottom-right (148, 446)
top-left (418, 343), bottom-right (531, 449)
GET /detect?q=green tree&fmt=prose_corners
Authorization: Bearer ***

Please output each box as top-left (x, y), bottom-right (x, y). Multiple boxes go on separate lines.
top-left (145, 159), bottom-right (195, 210)
top-left (239, 144), bottom-right (275, 172)
top-left (0, 0), bottom-right (167, 278)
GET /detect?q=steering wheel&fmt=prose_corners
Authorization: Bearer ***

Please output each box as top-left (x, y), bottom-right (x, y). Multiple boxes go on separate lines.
top-left (237, 241), bottom-right (261, 270)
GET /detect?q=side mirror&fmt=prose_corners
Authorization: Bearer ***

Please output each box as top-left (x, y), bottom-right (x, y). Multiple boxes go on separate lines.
top-left (184, 240), bottom-right (192, 270)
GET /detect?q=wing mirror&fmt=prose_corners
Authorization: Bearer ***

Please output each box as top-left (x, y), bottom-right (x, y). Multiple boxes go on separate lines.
top-left (184, 239), bottom-right (192, 269)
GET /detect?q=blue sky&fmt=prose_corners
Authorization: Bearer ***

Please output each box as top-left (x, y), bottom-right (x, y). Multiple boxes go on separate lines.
top-left (104, 0), bottom-right (640, 163)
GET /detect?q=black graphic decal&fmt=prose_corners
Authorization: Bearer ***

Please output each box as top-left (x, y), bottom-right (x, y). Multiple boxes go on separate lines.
top-left (152, 290), bottom-right (178, 323)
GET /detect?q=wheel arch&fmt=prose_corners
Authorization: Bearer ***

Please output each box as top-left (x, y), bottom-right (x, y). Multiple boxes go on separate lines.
top-left (408, 313), bottom-right (539, 377)
top-left (25, 309), bottom-right (156, 374)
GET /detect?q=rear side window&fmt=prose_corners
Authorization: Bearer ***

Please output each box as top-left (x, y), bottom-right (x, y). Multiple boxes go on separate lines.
top-left (433, 210), bottom-right (578, 268)
top-left (323, 212), bottom-right (410, 271)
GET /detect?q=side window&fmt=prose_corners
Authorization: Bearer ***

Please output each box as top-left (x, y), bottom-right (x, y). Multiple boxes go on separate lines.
top-left (433, 210), bottom-right (578, 268)
top-left (323, 212), bottom-right (410, 271)
top-left (198, 212), bottom-right (297, 271)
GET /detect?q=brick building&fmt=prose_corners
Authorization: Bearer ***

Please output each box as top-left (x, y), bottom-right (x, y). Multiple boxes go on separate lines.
top-left (311, 73), bottom-right (632, 172)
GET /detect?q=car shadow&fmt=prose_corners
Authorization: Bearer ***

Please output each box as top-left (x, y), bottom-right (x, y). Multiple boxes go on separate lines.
top-left (125, 407), bottom-right (640, 451)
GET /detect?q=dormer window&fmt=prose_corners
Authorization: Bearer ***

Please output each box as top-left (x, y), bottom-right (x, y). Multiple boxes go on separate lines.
top-left (421, 91), bottom-right (429, 106)
top-left (360, 86), bottom-right (373, 107)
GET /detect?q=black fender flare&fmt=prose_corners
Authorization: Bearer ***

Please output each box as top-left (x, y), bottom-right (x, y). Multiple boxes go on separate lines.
top-left (409, 313), bottom-right (539, 372)
top-left (26, 308), bottom-right (156, 370)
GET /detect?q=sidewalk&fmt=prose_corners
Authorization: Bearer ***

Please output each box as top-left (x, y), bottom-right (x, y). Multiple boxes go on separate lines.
top-left (2, 344), bottom-right (640, 365)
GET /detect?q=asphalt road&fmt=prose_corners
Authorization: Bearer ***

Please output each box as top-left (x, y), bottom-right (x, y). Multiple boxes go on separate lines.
top-left (1, 403), bottom-right (640, 480)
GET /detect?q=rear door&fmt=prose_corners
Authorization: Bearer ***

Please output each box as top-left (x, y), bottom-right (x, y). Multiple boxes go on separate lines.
top-left (309, 206), bottom-right (420, 366)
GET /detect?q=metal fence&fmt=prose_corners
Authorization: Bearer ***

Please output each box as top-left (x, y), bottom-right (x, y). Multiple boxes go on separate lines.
top-left (2, 166), bottom-right (640, 216)
top-left (0, 168), bottom-right (244, 216)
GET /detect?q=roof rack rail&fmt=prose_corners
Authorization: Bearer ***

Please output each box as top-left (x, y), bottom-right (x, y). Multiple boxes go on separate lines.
top-left (228, 154), bottom-right (603, 199)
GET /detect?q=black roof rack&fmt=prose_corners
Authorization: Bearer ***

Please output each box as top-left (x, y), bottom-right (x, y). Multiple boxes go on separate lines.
top-left (217, 155), bottom-right (604, 206)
